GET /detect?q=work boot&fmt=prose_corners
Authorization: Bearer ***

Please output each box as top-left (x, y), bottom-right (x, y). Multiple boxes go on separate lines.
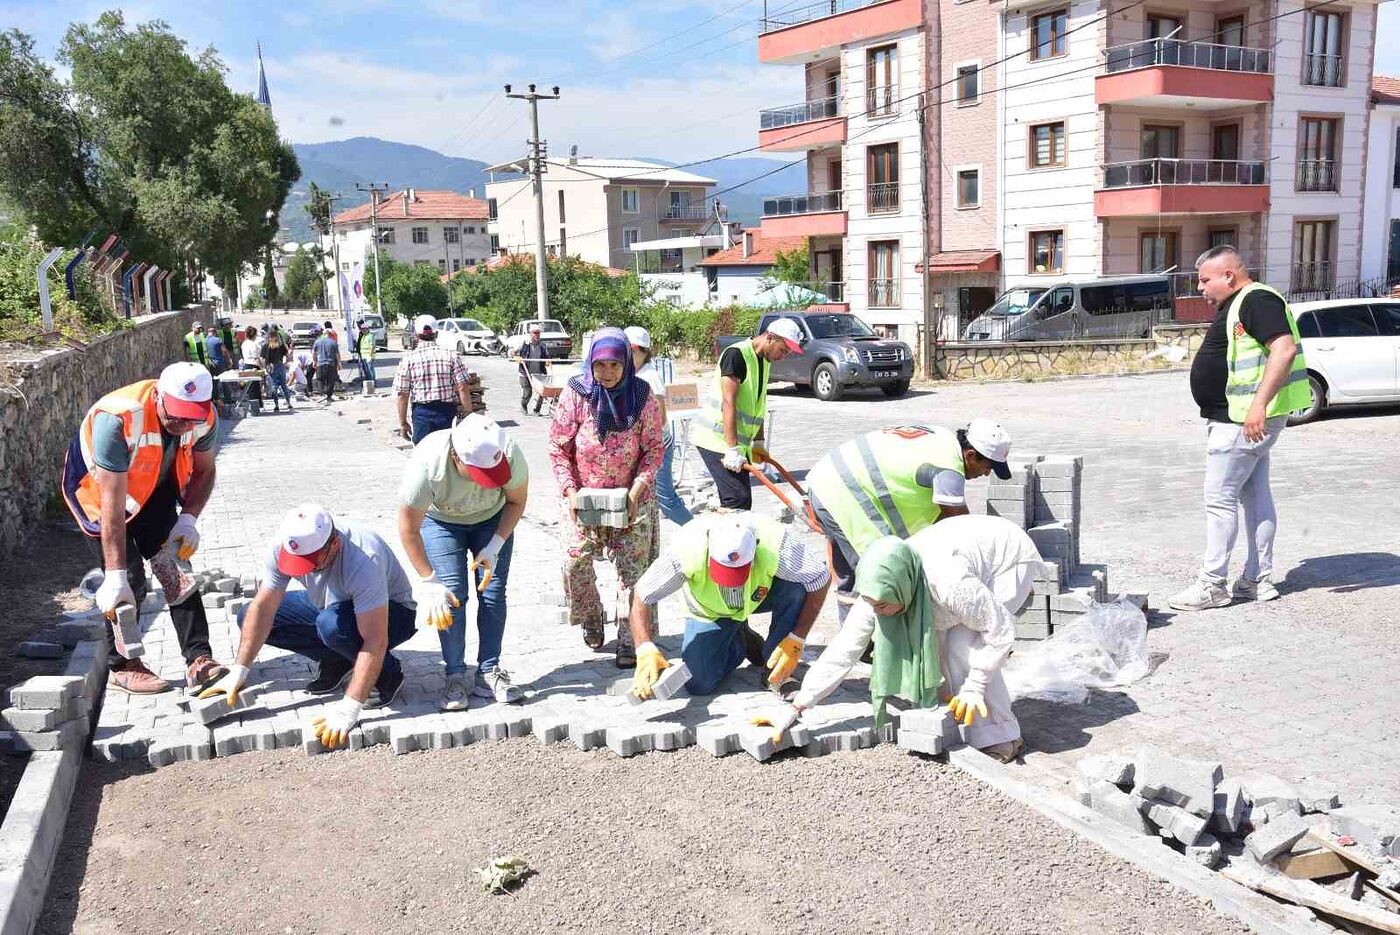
top-left (1231, 575), bottom-right (1279, 603)
top-left (473, 667), bottom-right (523, 704)
top-left (1167, 580), bottom-right (1231, 611)
top-left (306, 656), bottom-right (354, 695)
top-left (740, 625), bottom-right (766, 669)
top-left (186, 655), bottom-right (228, 692)
top-left (108, 659), bottom-right (170, 695)
top-left (440, 672), bottom-right (471, 712)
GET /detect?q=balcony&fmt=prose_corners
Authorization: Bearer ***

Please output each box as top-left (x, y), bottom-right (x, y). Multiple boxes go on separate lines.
top-left (868, 278), bottom-right (899, 308)
top-left (1097, 38), bottom-right (1273, 109)
top-left (1295, 159), bottom-right (1338, 193)
top-left (1302, 53), bottom-right (1343, 88)
top-left (1095, 158), bottom-right (1270, 217)
top-left (865, 85), bottom-right (899, 119)
top-left (1291, 262), bottom-right (1335, 294)
top-left (758, 96), bottom-right (846, 152)
top-left (759, 190), bottom-right (848, 238)
top-left (758, 0), bottom-right (921, 66)
top-left (867, 181), bottom-right (899, 214)
top-left (658, 205), bottom-right (712, 222)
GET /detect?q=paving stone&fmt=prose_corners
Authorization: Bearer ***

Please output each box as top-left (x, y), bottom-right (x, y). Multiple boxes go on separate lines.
top-left (1328, 805), bottom-right (1400, 858)
top-left (214, 577), bottom-right (240, 594)
top-left (12, 718), bottom-right (85, 752)
top-left (532, 714), bottom-right (571, 744)
top-left (8, 675), bottom-right (84, 711)
top-left (650, 661), bottom-right (690, 702)
top-left (1245, 812), bottom-right (1310, 862)
top-left (53, 620), bottom-right (102, 646)
top-left (182, 688), bottom-right (257, 726)
top-left (1141, 799), bottom-right (1209, 846)
top-left (1082, 779), bottom-right (1154, 835)
top-left (1, 707), bottom-right (63, 733)
top-left (695, 721), bottom-right (739, 757)
top-left (896, 728), bottom-right (949, 756)
top-left (1133, 745), bottom-right (1222, 818)
top-left (1186, 833), bottom-right (1222, 869)
top-left (1236, 771), bottom-right (1303, 813)
top-left (568, 718), bottom-right (608, 751)
top-left (1212, 777), bottom-right (1247, 836)
top-left (1076, 753), bottom-right (1135, 788)
top-left (15, 641), bottom-right (64, 659)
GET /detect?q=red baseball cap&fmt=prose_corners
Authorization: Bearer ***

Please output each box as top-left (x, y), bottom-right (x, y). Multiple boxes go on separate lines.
top-left (707, 516), bottom-right (758, 588)
top-left (451, 414), bottom-right (513, 488)
top-left (157, 362), bottom-right (214, 421)
top-left (275, 504), bottom-right (334, 576)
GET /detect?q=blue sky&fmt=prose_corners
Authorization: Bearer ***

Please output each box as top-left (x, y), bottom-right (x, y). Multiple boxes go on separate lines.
top-left (12, 3), bottom-right (1400, 165)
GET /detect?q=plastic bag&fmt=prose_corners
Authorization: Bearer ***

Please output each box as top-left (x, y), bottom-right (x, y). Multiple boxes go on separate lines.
top-left (1003, 598), bottom-right (1150, 704)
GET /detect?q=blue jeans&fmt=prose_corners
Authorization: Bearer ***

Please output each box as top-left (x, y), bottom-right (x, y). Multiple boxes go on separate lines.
top-left (420, 511), bottom-right (513, 674)
top-left (268, 362), bottom-right (293, 406)
top-left (680, 576), bottom-right (806, 695)
top-left (238, 591), bottom-right (416, 684)
top-left (359, 357), bottom-right (376, 384)
top-left (411, 401), bottom-right (457, 444)
top-left (654, 435), bottom-right (693, 526)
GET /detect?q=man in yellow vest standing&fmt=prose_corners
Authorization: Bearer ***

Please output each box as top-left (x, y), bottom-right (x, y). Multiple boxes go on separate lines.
top-left (627, 513), bottom-right (830, 698)
top-left (183, 322), bottom-right (208, 367)
top-left (690, 318), bottom-right (805, 511)
top-left (1170, 246), bottom-right (1308, 611)
top-left (60, 362), bottom-right (229, 694)
top-left (806, 420), bottom-right (1011, 618)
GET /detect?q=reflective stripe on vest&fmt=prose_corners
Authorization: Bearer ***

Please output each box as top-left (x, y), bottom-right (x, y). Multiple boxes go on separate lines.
top-left (691, 341), bottom-right (768, 455)
top-left (1225, 282), bottom-right (1310, 421)
top-left (676, 516), bottom-right (784, 622)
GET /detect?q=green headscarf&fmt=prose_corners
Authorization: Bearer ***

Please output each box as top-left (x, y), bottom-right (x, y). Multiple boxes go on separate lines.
top-left (856, 536), bottom-right (941, 726)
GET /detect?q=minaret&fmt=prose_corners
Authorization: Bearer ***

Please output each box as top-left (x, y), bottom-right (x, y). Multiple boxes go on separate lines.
top-left (255, 41), bottom-right (271, 109)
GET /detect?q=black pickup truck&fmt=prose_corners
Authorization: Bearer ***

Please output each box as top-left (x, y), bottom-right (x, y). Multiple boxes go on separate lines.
top-left (716, 310), bottom-right (914, 401)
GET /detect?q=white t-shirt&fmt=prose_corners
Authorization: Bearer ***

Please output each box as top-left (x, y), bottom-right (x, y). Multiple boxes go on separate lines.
top-left (240, 339), bottom-right (262, 366)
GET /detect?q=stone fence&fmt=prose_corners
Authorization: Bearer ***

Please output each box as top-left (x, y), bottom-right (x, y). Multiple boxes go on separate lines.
top-left (0, 307), bottom-right (199, 557)
top-left (931, 322), bottom-right (1211, 382)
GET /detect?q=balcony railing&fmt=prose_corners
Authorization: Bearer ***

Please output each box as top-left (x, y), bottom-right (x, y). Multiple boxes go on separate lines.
top-left (868, 278), bottom-right (899, 307)
top-left (867, 182), bottom-right (900, 214)
top-left (1102, 158), bottom-right (1267, 189)
top-left (761, 96), bottom-right (840, 130)
top-left (658, 205), bottom-right (712, 221)
top-left (761, 0), bottom-right (891, 33)
top-left (762, 190), bottom-right (844, 217)
top-left (1296, 159), bottom-right (1338, 192)
top-left (1292, 262), bottom-right (1335, 294)
top-left (764, 280), bottom-right (846, 303)
top-left (866, 85), bottom-right (898, 117)
top-left (1303, 53), bottom-right (1344, 88)
top-left (1104, 37), bottom-right (1272, 75)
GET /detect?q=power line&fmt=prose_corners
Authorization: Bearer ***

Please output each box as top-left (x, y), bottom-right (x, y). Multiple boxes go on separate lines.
top-left (597, 0), bottom-right (755, 65)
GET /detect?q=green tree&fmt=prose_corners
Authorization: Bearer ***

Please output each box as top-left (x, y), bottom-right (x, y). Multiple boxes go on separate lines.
top-left (769, 243), bottom-right (811, 285)
top-left (380, 264), bottom-right (447, 322)
top-left (304, 181), bottom-right (334, 237)
top-left (448, 256), bottom-right (656, 337)
top-left (282, 246), bottom-right (318, 306)
top-left (361, 249), bottom-right (400, 318)
top-left (261, 251), bottom-right (279, 305)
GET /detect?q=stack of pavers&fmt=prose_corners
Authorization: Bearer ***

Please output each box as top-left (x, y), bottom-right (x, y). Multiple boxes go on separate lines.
top-left (2, 630), bottom-right (106, 754)
top-left (465, 372), bottom-right (487, 414)
top-left (983, 454), bottom-right (1118, 640)
top-left (573, 487), bottom-right (630, 528)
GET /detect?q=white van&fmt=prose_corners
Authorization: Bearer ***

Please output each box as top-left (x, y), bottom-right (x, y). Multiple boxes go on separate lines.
top-left (962, 275), bottom-right (1173, 342)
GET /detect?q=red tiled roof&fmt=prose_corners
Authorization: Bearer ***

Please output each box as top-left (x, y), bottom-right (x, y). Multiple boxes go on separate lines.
top-left (334, 189), bottom-right (490, 225)
top-left (916, 250), bottom-right (1001, 274)
top-left (1374, 76), bottom-right (1400, 106)
top-left (699, 230), bottom-right (806, 267)
top-left (441, 253), bottom-right (629, 281)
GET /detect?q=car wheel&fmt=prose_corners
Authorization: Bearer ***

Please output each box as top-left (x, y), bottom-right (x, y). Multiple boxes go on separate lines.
top-left (1287, 372), bottom-right (1327, 426)
top-left (881, 379), bottom-right (911, 398)
top-left (812, 362), bottom-right (843, 402)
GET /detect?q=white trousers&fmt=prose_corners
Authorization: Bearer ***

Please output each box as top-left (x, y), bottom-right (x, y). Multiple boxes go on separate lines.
top-left (1201, 417), bottom-right (1286, 587)
top-left (941, 625), bottom-right (1020, 749)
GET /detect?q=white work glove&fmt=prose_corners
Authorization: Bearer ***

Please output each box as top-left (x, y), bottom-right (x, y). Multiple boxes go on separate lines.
top-left (197, 663), bottom-right (249, 704)
top-left (474, 534), bottom-right (505, 570)
top-left (95, 569), bottom-right (135, 616)
top-left (721, 446), bottom-right (745, 472)
top-left (413, 573), bottom-right (459, 631)
top-left (948, 669), bottom-right (990, 728)
top-left (169, 512), bottom-right (200, 560)
top-left (310, 697), bottom-right (362, 750)
top-left (750, 703), bottom-right (801, 744)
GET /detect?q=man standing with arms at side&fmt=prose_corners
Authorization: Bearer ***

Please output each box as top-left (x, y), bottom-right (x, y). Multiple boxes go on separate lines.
top-left (184, 322), bottom-right (208, 367)
top-left (394, 315), bottom-right (472, 444)
top-left (689, 318), bottom-right (804, 511)
top-left (1169, 246), bottom-right (1309, 611)
top-left (355, 319), bottom-right (378, 387)
top-left (312, 323), bottom-right (341, 405)
top-left (517, 323), bottom-right (551, 415)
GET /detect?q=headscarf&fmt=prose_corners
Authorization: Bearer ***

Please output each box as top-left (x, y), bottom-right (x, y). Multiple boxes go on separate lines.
top-left (856, 536), bottom-right (941, 726)
top-left (568, 326), bottom-right (650, 437)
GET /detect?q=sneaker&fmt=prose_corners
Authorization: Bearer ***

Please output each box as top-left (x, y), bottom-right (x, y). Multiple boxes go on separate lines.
top-left (472, 667), bottom-right (523, 704)
top-left (440, 672), bottom-right (472, 711)
top-left (1231, 576), bottom-right (1280, 603)
top-left (185, 655), bottom-right (228, 692)
top-left (740, 626), bottom-right (766, 669)
top-left (108, 659), bottom-right (171, 695)
top-left (364, 667), bottom-right (404, 709)
top-left (1168, 580), bottom-right (1232, 611)
top-left (306, 657), bottom-right (354, 695)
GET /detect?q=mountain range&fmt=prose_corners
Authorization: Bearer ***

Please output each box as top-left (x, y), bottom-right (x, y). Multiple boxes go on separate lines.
top-left (279, 137), bottom-right (805, 243)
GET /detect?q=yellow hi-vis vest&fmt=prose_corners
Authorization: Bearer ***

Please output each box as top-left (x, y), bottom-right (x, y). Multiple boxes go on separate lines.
top-left (1226, 282), bottom-right (1309, 422)
top-left (806, 425), bottom-right (965, 555)
top-left (676, 516), bottom-right (783, 622)
top-left (690, 340), bottom-right (767, 456)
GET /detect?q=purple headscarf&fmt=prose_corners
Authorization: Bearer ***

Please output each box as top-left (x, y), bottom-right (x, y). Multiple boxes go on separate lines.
top-left (568, 326), bottom-right (651, 437)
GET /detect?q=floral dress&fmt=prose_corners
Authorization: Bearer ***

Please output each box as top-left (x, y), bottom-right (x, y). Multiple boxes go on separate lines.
top-left (548, 384), bottom-right (664, 643)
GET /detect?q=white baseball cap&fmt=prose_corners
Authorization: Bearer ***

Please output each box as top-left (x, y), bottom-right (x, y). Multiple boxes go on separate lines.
top-left (707, 515), bottom-right (758, 588)
top-left (156, 362), bottom-right (213, 421)
top-left (275, 503), bottom-right (335, 575)
top-left (414, 314), bottom-right (437, 336)
top-left (624, 325), bottom-right (651, 349)
top-left (764, 317), bottom-right (804, 354)
top-left (450, 414), bottom-right (513, 488)
top-left (965, 418), bottom-right (1012, 480)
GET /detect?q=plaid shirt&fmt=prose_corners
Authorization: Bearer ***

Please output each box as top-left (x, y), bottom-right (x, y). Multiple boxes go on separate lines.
top-left (392, 343), bottom-right (469, 404)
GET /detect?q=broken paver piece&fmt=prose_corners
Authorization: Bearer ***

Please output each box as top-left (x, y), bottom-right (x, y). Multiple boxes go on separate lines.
top-left (1133, 746), bottom-right (1222, 818)
top-left (1297, 782), bottom-right (1341, 814)
top-left (1141, 799), bottom-right (1209, 847)
top-left (1082, 780), bottom-right (1154, 836)
top-left (1076, 753), bottom-right (1134, 789)
top-left (1246, 812), bottom-right (1310, 863)
top-left (1212, 778), bottom-right (1247, 836)
top-left (1236, 771), bottom-right (1303, 813)
top-left (1186, 833), bottom-right (1223, 869)
top-left (1328, 805), bottom-right (1400, 858)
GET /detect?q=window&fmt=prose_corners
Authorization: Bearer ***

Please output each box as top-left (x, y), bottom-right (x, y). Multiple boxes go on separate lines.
top-left (1296, 311), bottom-right (1320, 339)
top-left (452, 258), bottom-right (461, 273)
top-left (1215, 15), bottom-right (1245, 46)
top-left (1392, 128), bottom-right (1400, 188)
top-left (413, 260), bottom-right (431, 267)
top-left (487, 198), bottom-right (498, 221)
top-left (956, 64), bottom-right (980, 104)
top-left (1140, 124), bottom-right (1181, 160)
top-left (623, 228), bottom-right (640, 249)
top-left (557, 190), bottom-right (566, 223)
top-left (1312, 305), bottom-right (1378, 338)
top-left (1303, 11), bottom-right (1345, 87)
top-left (957, 169), bottom-right (980, 207)
top-left (1292, 219), bottom-right (1335, 290)
top-left (1081, 281), bottom-right (1170, 316)
top-left (1139, 231), bottom-right (1178, 272)
top-left (869, 241), bottom-right (900, 307)
top-left (1146, 15), bottom-right (1181, 39)
top-left (867, 144), bottom-right (899, 214)
top-left (489, 233), bottom-right (500, 252)
top-left (411, 226), bottom-right (429, 244)
top-left (466, 226), bottom-right (476, 235)
top-left (1208, 228), bottom-right (1238, 251)
top-left (1030, 122), bottom-right (1066, 168)
top-left (1371, 302), bottom-right (1400, 335)
top-left (1030, 230), bottom-right (1064, 273)
top-left (1212, 123), bottom-right (1240, 161)
top-left (444, 225), bottom-right (460, 244)
top-left (1297, 117), bottom-right (1339, 192)
top-left (867, 45), bottom-right (897, 116)
top-left (1031, 10), bottom-right (1068, 60)
top-left (438, 258), bottom-right (446, 272)
top-left (621, 188), bottom-right (639, 214)
top-left (377, 226), bottom-right (395, 245)
top-left (560, 227), bottom-right (567, 257)
top-left (340, 261), bottom-right (350, 271)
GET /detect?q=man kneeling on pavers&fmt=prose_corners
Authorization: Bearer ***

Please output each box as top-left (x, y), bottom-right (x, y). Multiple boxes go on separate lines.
top-left (628, 512), bottom-right (829, 700)
top-left (199, 504), bottom-right (416, 748)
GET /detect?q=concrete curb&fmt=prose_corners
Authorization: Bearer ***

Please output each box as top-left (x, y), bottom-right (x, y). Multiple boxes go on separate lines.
top-left (945, 747), bottom-right (1331, 935)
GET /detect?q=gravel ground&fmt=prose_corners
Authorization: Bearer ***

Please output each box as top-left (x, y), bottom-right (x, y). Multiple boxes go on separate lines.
top-left (42, 743), bottom-right (1252, 935)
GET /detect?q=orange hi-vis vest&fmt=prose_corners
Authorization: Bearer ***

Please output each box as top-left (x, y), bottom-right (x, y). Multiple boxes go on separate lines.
top-left (63, 380), bottom-right (215, 534)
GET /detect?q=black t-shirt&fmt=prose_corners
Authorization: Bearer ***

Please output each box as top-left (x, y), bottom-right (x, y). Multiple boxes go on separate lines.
top-left (719, 344), bottom-right (767, 386)
top-left (1189, 287), bottom-right (1292, 422)
top-left (261, 343), bottom-right (288, 366)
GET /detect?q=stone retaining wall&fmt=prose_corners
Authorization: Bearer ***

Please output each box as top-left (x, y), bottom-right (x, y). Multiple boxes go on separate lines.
top-left (0, 308), bottom-right (199, 557)
top-left (932, 322), bottom-right (1213, 382)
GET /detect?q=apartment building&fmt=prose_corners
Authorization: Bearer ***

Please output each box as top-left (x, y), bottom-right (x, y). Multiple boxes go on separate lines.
top-left (1361, 76), bottom-right (1400, 283)
top-left (756, 0), bottom-right (927, 343)
top-left (484, 157), bottom-right (720, 272)
top-left (328, 189), bottom-right (492, 279)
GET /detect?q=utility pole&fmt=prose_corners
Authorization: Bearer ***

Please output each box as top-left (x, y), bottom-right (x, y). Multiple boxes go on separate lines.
top-left (356, 182), bottom-right (390, 318)
top-left (505, 83), bottom-right (560, 320)
top-left (323, 191), bottom-right (346, 320)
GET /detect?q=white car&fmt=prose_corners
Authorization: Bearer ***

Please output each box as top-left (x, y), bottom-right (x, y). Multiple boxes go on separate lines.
top-left (435, 317), bottom-right (499, 356)
top-left (1289, 298), bottom-right (1400, 424)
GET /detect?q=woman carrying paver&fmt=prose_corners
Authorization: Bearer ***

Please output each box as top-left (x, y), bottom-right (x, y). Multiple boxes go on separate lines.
top-left (548, 326), bottom-right (664, 667)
